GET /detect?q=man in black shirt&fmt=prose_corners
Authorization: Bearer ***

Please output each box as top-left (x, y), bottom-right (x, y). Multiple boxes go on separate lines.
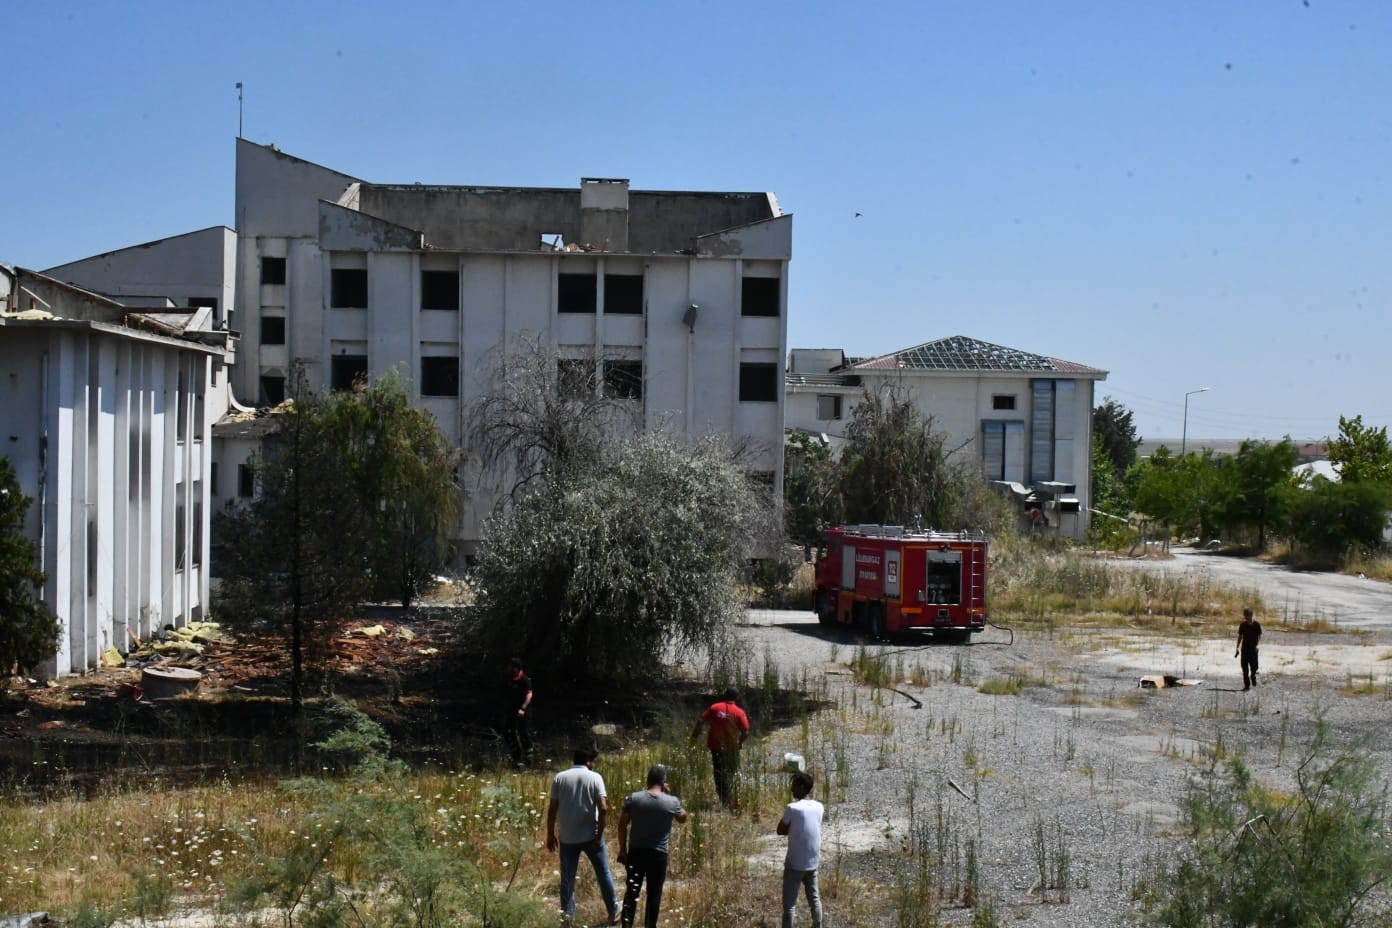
top-left (506, 656), bottom-right (534, 764)
top-left (1235, 608), bottom-right (1262, 690)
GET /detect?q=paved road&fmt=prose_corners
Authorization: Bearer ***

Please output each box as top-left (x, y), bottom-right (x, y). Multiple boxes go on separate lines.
top-left (1125, 547), bottom-right (1392, 632)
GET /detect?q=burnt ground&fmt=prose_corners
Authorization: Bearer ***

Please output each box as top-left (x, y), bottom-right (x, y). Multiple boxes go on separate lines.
top-left (0, 612), bottom-right (818, 798)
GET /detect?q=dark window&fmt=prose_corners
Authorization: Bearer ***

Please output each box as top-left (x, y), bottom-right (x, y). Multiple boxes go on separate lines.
top-left (176, 503), bottom-right (186, 570)
top-left (261, 256), bottom-right (287, 285)
top-left (603, 360), bottom-right (643, 400)
top-left (741, 276), bottom-right (780, 317)
top-left (87, 519), bottom-right (98, 591)
top-left (192, 498), bottom-right (203, 568)
top-left (237, 464), bottom-right (255, 498)
top-left (420, 357), bottom-right (460, 397)
top-left (739, 362), bottom-right (779, 402)
top-left (176, 369), bottom-right (188, 442)
top-left (604, 274), bottom-right (644, 314)
top-left (331, 355), bottom-right (368, 391)
top-left (331, 268), bottom-right (368, 308)
top-left (260, 375), bottom-right (286, 406)
top-left (816, 395), bottom-right (842, 420)
top-left (421, 270), bottom-right (460, 311)
top-left (992, 394), bottom-right (1016, 411)
top-left (558, 359), bottom-right (595, 397)
top-left (194, 391), bottom-right (205, 442)
top-left (189, 296), bottom-right (218, 311)
top-left (260, 316), bottom-right (286, 345)
top-left (558, 273), bottom-right (597, 313)
top-left (211, 462), bottom-right (219, 495)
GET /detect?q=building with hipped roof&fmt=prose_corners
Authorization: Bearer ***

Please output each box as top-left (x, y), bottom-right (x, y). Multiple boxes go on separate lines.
top-left (0, 264), bottom-right (229, 675)
top-left (786, 336), bottom-right (1108, 539)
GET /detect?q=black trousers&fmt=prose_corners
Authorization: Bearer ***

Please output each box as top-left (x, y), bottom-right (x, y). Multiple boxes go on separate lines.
top-left (622, 847), bottom-right (669, 928)
top-left (1241, 649), bottom-right (1259, 687)
top-left (505, 711), bottom-right (533, 761)
top-left (711, 748), bottom-right (740, 807)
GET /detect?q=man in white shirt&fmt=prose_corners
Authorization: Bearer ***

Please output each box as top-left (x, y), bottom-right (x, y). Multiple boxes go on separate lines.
top-left (547, 746), bottom-right (620, 926)
top-left (776, 771), bottom-right (824, 928)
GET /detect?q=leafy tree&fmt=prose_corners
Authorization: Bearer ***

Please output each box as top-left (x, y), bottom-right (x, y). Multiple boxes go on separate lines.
top-left (1211, 439), bottom-right (1298, 551)
top-left (216, 376), bottom-right (457, 711)
top-left (1327, 414), bottom-right (1392, 485)
top-left (336, 373), bottom-right (459, 607)
top-left (471, 432), bottom-right (767, 684)
top-left (783, 431), bottom-right (842, 545)
top-left (0, 457), bottom-right (61, 691)
top-left (838, 383), bottom-right (959, 528)
top-left (1287, 477), bottom-right (1391, 563)
top-left (1129, 448), bottom-right (1223, 541)
top-left (1092, 397), bottom-right (1141, 480)
top-left (1142, 725), bottom-right (1392, 928)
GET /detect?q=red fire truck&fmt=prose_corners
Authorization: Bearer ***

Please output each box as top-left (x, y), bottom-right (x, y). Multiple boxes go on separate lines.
top-left (813, 524), bottom-right (988, 641)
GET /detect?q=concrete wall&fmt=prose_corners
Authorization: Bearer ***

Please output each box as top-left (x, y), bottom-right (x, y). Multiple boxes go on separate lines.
top-left (44, 227), bottom-right (237, 329)
top-left (0, 321), bottom-right (216, 674)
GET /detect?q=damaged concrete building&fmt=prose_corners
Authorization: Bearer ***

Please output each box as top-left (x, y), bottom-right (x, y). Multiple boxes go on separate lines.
top-left (0, 265), bottom-right (229, 674)
top-left (49, 140), bottom-right (793, 554)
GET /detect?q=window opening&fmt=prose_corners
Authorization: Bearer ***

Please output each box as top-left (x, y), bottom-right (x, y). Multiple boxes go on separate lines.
top-left (421, 270), bottom-right (460, 310)
top-left (330, 268), bottom-right (368, 308)
top-left (331, 355), bottom-right (368, 391)
top-left (741, 276), bottom-right (780, 317)
top-left (603, 360), bottom-right (643, 400)
top-left (420, 356), bottom-right (460, 397)
top-left (558, 273), bottom-right (597, 313)
top-left (260, 316), bottom-right (286, 345)
top-left (261, 256), bottom-right (287, 285)
top-left (739, 362), bottom-right (779, 402)
top-left (603, 274), bottom-right (644, 314)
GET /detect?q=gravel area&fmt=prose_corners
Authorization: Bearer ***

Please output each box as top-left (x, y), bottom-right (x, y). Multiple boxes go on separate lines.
top-left (737, 587), bottom-right (1392, 927)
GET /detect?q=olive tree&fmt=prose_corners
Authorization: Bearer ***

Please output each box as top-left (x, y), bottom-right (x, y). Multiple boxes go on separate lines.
top-left (465, 343), bottom-right (774, 684)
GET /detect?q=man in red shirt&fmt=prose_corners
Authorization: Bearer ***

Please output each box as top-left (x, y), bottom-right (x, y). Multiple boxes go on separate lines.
top-left (690, 687), bottom-right (750, 808)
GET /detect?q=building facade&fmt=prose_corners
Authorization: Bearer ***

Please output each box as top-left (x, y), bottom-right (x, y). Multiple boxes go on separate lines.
top-left (786, 336), bottom-right (1108, 538)
top-left (1, 266), bottom-right (226, 674)
top-left (232, 140), bottom-right (792, 548)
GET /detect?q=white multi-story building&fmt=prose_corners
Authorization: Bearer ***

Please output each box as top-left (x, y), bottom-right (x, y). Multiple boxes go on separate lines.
top-left (232, 140), bottom-right (792, 549)
top-left (785, 337), bottom-right (1108, 538)
top-left (42, 142), bottom-right (793, 551)
top-left (0, 265), bottom-right (226, 673)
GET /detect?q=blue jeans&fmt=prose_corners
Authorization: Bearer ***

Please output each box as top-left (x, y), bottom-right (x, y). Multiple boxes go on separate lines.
top-left (559, 840), bottom-right (619, 922)
top-left (782, 867), bottom-right (822, 928)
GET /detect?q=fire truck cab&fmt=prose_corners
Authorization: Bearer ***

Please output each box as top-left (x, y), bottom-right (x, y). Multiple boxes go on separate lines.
top-left (814, 524), bottom-right (988, 641)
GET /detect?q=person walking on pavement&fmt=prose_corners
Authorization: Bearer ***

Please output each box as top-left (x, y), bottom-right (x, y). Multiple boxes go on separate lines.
top-left (777, 771), bottom-right (824, 928)
top-left (547, 747), bottom-right (620, 926)
top-left (1236, 607), bottom-right (1262, 690)
top-left (690, 687), bottom-right (750, 808)
top-left (504, 656), bottom-right (534, 764)
top-left (616, 765), bottom-right (688, 928)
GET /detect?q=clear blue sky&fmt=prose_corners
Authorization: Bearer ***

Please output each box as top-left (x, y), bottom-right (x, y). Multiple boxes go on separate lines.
top-left (5, 1), bottom-right (1388, 441)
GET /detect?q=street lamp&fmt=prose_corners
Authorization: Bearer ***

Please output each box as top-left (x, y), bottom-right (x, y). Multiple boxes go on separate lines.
top-left (1181, 387), bottom-right (1210, 455)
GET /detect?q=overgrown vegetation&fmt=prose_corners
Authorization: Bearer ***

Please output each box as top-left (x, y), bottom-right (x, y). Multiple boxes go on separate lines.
top-left (784, 382), bottom-right (1016, 545)
top-left (215, 372), bottom-right (457, 712)
top-left (0, 456), bottom-right (61, 695)
top-left (466, 342), bottom-right (777, 686)
top-left (1140, 724), bottom-right (1392, 927)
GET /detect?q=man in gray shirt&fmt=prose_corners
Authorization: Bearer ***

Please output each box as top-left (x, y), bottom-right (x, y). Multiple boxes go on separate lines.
top-left (547, 747), bottom-right (620, 926)
top-left (617, 765), bottom-right (688, 928)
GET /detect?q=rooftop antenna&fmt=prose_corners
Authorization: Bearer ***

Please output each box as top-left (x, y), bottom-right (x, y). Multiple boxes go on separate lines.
top-left (235, 82), bottom-right (243, 138)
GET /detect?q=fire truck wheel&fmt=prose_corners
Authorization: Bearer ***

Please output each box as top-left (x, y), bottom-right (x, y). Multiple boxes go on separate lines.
top-left (815, 590), bottom-right (834, 626)
top-left (867, 606), bottom-right (885, 641)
